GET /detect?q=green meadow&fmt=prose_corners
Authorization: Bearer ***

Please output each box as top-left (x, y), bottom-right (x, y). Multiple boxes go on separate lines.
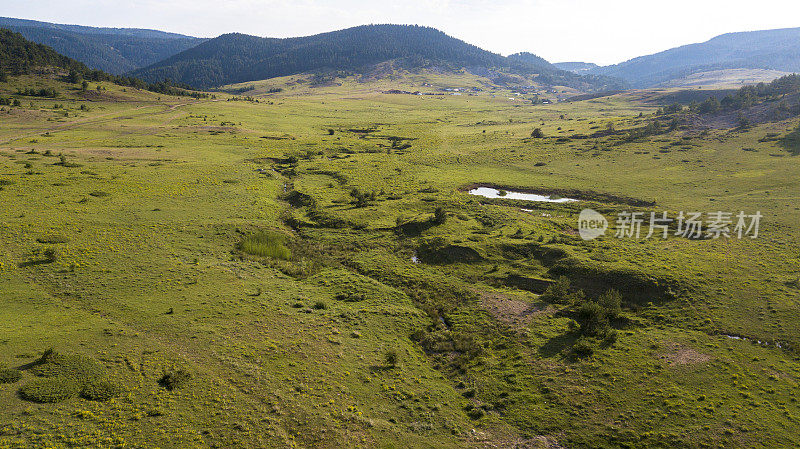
top-left (1, 71), bottom-right (800, 448)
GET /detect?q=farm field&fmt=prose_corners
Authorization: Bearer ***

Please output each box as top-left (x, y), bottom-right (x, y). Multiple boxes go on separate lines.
top-left (2, 71), bottom-right (800, 449)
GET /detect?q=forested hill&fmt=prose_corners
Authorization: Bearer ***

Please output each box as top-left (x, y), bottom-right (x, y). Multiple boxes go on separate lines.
top-left (507, 52), bottom-right (554, 69)
top-left (132, 24), bottom-right (622, 90)
top-left (0, 17), bottom-right (204, 74)
top-left (0, 29), bottom-right (209, 98)
top-left (0, 28), bottom-right (88, 75)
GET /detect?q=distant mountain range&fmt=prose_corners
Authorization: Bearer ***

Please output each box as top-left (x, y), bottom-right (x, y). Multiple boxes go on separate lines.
top-left (5, 16), bottom-right (800, 91)
top-left (590, 28), bottom-right (800, 87)
top-left (131, 25), bottom-right (620, 90)
top-left (0, 17), bottom-right (205, 74)
top-left (0, 18), bottom-right (621, 91)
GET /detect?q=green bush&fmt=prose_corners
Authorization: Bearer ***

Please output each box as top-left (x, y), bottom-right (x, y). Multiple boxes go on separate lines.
top-left (81, 378), bottom-right (122, 401)
top-left (19, 376), bottom-right (79, 403)
top-left (29, 349), bottom-right (106, 384)
top-left (239, 231), bottom-right (291, 260)
top-left (572, 338), bottom-right (595, 357)
top-left (597, 289), bottom-right (622, 319)
top-left (601, 329), bottom-right (619, 347)
top-left (0, 368), bottom-right (22, 384)
top-left (159, 369), bottom-right (191, 391)
top-left (384, 350), bottom-right (398, 368)
top-left (576, 302), bottom-right (609, 337)
top-left (433, 207), bottom-right (447, 225)
top-left (541, 276), bottom-right (583, 305)
top-left (465, 404), bottom-right (485, 419)
top-left (36, 234), bottom-right (69, 244)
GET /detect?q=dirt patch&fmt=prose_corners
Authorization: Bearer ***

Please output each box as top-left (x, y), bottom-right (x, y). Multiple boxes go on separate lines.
top-left (479, 291), bottom-right (547, 328)
top-left (59, 147), bottom-right (168, 160)
top-left (470, 430), bottom-right (566, 449)
top-left (657, 343), bottom-right (711, 367)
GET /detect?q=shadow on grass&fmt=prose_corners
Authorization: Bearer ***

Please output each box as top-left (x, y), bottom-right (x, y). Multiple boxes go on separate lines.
top-left (538, 332), bottom-right (579, 359)
top-left (15, 348), bottom-right (51, 371)
top-left (18, 258), bottom-right (56, 268)
top-left (369, 365), bottom-right (396, 372)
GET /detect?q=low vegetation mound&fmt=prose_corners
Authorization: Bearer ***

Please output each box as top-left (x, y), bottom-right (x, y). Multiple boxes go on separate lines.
top-left (158, 369), bottom-right (191, 391)
top-left (308, 268), bottom-right (407, 303)
top-left (19, 349), bottom-right (122, 403)
top-left (19, 376), bottom-right (80, 403)
top-left (80, 378), bottom-right (123, 401)
top-left (0, 368), bottom-right (22, 384)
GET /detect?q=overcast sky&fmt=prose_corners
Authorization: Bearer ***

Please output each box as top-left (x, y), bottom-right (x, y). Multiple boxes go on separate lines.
top-left (2, 0), bottom-right (800, 65)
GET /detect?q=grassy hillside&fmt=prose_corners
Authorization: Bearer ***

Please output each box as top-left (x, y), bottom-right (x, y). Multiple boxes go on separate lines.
top-left (1, 64), bottom-right (800, 448)
top-left (0, 17), bottom-right (204, 74)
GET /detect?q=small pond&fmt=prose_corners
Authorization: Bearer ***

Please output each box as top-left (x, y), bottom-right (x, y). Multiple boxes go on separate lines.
top-left (468, 187), bottom-right (578, 203)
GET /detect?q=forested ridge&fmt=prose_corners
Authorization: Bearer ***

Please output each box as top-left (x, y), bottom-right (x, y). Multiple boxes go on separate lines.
top-left (133, 24), bottom-right (622, 90)
top-left (0, 28), bottom-right (208, 98)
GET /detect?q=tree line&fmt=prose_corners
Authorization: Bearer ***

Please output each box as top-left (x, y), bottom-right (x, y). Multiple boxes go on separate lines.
top-left (0, 28), bottom-right (208, 99)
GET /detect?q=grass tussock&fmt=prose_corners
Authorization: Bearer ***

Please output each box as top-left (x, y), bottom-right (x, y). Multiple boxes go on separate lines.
top-left (158, 369), bottom-right (191, 391)
top-left (239, 231), bottom-right (292, 260)
top-left (0, 368), bottom-right (22, 384)
top-left (20, 349), bottom-right (122, 403)
top-left (36, 234), bottom-right (69, 244)
top-left (19, 376), bottom-right (80, 403)
top-left (80, 378), bottom-right (123, 401)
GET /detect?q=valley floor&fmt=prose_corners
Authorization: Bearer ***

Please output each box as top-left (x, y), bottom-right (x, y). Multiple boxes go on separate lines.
top-left (1, 73), bottom-right (800, 448)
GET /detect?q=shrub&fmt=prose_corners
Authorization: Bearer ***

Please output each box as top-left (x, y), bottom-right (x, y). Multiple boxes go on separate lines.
top-left (36, 235), bottom-right (69, 244)
top-left (575, 302), bottom-right (609, 337)
top-left (29, 349), bottom-right (105, 384)
top-left (81, 378), bottom-right (122, 401)
top-left (312, 301), bottom-right (327, 310)
top-left (540, 276), bottom-right (582, 304)
top-left (384, 350), bottom-right (398, 368)
top-left (433, 207), bottom-right (447, 225)
top-left (572, 338), bottom-right (595, 357)
top-left (349, 188), bottom-right (375, 207)
top-left (601, 329), bottom-right (618, 347)
top-left (159, 369), bottom-right (191, 390)
top-left (531, 128), bottom-right (544, 138)
top-left (0, 368), bottom-right (22, 384)
top-left (19, 376), bottom-right (79, 403)
top-left (597, 289), bottom-right (622, 320)
top-left (465, 405), bottom-right (485, 419)
top-left (239, 231), bottom-right (291, 260)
